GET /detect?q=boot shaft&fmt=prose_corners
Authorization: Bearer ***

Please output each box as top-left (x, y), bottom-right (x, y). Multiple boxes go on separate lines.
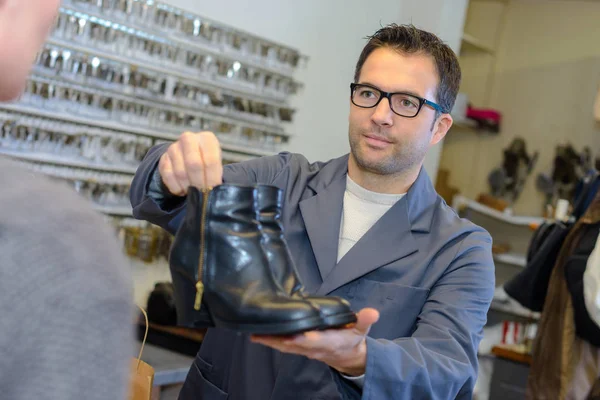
top-left (172, 184), bottom-right (283, 291)
top-left (254, 184), bottom-right (302, 295)
top-left (255, 184), bottom-right (284, 231)
top-left (170, 184), bottom-right (261, 282)
top-left (203, 184), bottom-right (258, 233)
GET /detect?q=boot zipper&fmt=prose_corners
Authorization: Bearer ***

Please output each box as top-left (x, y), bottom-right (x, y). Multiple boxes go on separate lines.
top-left (194, 188), bottom-right (210, 310)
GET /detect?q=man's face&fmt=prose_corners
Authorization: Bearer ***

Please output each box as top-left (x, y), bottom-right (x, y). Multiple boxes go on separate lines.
top-left (0, 0), bottom-right (61, 101)
top-left (348, 47), bottom-right (450, 176)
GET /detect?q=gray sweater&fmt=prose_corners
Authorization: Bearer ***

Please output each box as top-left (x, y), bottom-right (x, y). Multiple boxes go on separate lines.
top-left (0, 157), bottom-right (134, 400)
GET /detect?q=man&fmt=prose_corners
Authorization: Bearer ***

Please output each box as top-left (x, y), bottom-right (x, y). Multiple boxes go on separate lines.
top-left (0, 1), bottom-right (134, 399)
top-left (130, 24), bottom-right (495, 399)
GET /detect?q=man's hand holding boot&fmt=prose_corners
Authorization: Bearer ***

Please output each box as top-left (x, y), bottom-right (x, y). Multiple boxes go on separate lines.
top-left (159, 131), bottom-right (223, 195)
top-left (250, 308), bottom-right (380, 376)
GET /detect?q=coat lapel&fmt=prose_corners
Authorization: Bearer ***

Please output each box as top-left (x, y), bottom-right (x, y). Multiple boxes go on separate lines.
top-left (298, 156), bottom-right (437, 295)
top-left (315, 197), bottom-right (418, 295)
top-left (299, 176), bottom-right (346, 281)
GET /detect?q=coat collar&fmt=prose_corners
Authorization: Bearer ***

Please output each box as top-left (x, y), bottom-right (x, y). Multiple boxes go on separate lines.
top-left (299, 153), bottom-right (439, 295)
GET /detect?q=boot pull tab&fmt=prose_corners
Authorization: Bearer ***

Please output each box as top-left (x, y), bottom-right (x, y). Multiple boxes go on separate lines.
top-left (194, 281), bottom-right (204, 310)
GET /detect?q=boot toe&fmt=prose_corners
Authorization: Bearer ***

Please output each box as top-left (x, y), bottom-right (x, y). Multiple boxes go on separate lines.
top-left (249, 296), bottom-right (322, 323)
top-left (302, 295), bottom-right (357, 329)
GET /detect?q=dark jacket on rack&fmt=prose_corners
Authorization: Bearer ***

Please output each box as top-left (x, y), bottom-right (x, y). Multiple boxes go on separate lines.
top-left (504, 173), bottom-right (600, 313)
top-left (527, 190), bottom-right (600, 400)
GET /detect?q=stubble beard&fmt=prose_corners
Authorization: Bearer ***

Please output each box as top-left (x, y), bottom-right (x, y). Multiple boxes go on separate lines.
top-left (348, 125), bottom-right (427, 177)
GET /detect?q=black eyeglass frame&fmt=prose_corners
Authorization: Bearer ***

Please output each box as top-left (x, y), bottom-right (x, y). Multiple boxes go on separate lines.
top-left (350, 83), bottom-right (446, 117)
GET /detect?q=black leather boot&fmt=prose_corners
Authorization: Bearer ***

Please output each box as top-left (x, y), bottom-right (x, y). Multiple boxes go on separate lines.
top-left (169, 184), bottom-right (323, 335)
top-left (255, 184), bottom-right (357, 329)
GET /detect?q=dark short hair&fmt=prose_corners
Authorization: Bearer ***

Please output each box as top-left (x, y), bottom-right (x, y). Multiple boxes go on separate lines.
top-left (354, 24), bottom-right (461, 115)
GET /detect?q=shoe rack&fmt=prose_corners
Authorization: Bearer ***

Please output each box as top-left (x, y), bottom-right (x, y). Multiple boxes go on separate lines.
top-left (0, 0), bottom-right (307, 262)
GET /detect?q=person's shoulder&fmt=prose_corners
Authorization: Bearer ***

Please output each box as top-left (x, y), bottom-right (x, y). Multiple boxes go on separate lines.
top-left (0, 157), bottom-right (108, 224)
top-left (0, 158), bottom-right (132, 290)
top-left (272, 152), bottom-right (314, 168)
top-left (433, 195), bottom-right (493, 246)
top-left (274, 151), bottom-right (345, 174)
top-left (428, 197), bottom-right (494, 281)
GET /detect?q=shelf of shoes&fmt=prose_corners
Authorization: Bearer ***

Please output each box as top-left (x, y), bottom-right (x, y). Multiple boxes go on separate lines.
top-left (6, 74), bottom-right (284, 157)
top-left (61, 1), bottom-right (303, 80)
top-left (3, 0), bottom-right (306, 222)
top-left (0, 110), bottom-right (254, 175)
top-left (453, 195), bottom-right (545, 227)
top-left (51, 4), bottom-right (301, 110)
top-left (31, 46), bottom-right (290, 136)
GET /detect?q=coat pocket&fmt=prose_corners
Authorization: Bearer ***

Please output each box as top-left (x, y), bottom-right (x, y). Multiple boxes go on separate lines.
top-left (178, 356), bottom-right (229, 400)
top-left (345, 279), bottom-right (430, 339)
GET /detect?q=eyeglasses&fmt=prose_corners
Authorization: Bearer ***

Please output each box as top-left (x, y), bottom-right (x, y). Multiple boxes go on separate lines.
top-left (350, 83), bottom-right (445, 117)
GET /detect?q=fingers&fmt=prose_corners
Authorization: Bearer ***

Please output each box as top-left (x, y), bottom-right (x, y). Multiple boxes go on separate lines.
top-left (249, 310), bottom-right (378, 374)
top-left (168, 140), bottom-right (190, 189)
top-left (180, 132), bottom-right (206, 188)
top-left (181, 131), bottom-right (223, 189)
top-left (158, 131), bottom-right (223, 195)
top-left (198, 132), bottom-right (223, 188)
top-left (353, 308), bottom-right (380, 336)
top-left (158, 151), bottom-right (186, 196)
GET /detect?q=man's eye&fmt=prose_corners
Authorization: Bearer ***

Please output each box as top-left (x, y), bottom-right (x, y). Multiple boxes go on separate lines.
top-left (396, 97), bottom-right (418, 109)
top-left (359, 90), bottom-right (376, 98)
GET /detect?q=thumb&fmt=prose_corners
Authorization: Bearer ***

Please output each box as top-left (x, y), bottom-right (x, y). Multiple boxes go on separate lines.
top-left (353, 308), bottom-right (380, 336)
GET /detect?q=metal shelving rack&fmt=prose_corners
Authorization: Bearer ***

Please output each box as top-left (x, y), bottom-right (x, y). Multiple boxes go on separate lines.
top-left (0, 0), bottom-right (306, 223)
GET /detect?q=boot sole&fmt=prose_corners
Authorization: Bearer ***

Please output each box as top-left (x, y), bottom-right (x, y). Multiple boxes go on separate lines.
top-left (183, 296), bottom-right (358, 333)
top-left (194, 310), bottom-right (357, 333)
top-left (320, 312), bottom-right (358, 330)
top-left (214, 314), bottom-right (324, 335)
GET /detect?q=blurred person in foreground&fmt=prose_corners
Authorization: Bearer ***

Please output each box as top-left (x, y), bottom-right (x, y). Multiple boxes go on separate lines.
top-left (0, 1), bottom-right (134, 399)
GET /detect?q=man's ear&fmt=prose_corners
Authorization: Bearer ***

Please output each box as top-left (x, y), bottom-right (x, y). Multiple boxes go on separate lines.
top-left (430, 113), bottom-right (452, 146)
